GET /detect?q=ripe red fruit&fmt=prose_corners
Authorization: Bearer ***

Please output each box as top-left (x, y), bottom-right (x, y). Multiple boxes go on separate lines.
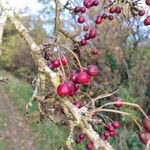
top-left (70, 70), bottom-right (79, 83)
top-left (75, 138), bottom-right (81, 144)
top-left (80, 7), bottom-right (86, 13)
top-left (138, 10), bottom-right (145, 16)
top-left (79, 133), bottom-right (85, 140)
top-left (95, 16), bottom-right (103, 24)
top-left (83, 1), bottom-right (91, 9)
top-left (108, 15), bottom-right (114, 20)
top-left (61, 56), bottom-right (68, 65)
top-left (77, 71), bottom-right (91, 85)
top-left (115, 7), bottom-right (121, 14)
top-left (87, 65), bottom-right (99, 77)
top-left (86, 142), bottom-right (94, 150)
top-left (74, 100), bottom-right (83, 108)
top-left (84, 33), bottom-right (91, 40)
top-left (146, 0), bottom-right (150, 5)
top-left (114, 97), bottom-right (123, 108)
top-left (109, 7), bottom-right (116, 14)
top-left (92, 0), bottom-right (99, 6)
top-left (144, 16), bottom-right (150, 26)
top-left (80, 39), bottom-right (87, 46)
top-left (138, 131), bottom-right (150, 144)
top-left (57, 82), bottom-right (71, 97)
top-left (78, 16), bottom-right (85, 23)
top-left (105, 124), bottom-right (115, 132)
top-left (74, 6), bottom-right (81, 13)
top-left (83, 25), bottom-right (90, 31)
top-left (89, 29), bottom-right (97, 39)
top-left (112, 121), bottom-right (120, 129)
top-left (143, 116), bottom-right (150, 133)
top-left (104, 131), bottom-right (110, 138)
top-left (91, 48), bottom-right (99, 55)
top-left (102, 13), bottom-right (108, 19)
top-left (51, 59), bottom-right (60, 68)
top-left (109, 131), bottom-right (116, 137)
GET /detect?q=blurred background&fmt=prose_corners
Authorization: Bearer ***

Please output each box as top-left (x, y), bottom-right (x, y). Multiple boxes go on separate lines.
top-left (0, 0), bottom-right (150, 149)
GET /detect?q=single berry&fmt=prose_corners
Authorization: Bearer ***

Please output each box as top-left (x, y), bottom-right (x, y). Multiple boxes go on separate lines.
top-left (74, 100), bottom-right (83, 108)
top-left (104, 131), bottom-right (110, 138)
top-left (70, 70), bottom-right (79, 83)
top-left (86, 142), bottom-right (94, 150)
top-left (78, 16), bottom-right (85, 23)
top-left (75, 138), bottom-right (81, 144)
top-left (115, 7), bottom-right (121, 14)
top-left (89, 29), bottom-right (97, 39)
top-left (74, 6), bottom-right (81, 13)
top-left (87, 65), bottom-right (99, 77)
top-left (143, 116), bottom-right (150, 133)
top-left (112, 121), bottom-right (120, 129)
top-left (61, 56), bottom-right (68, 65)
top-left (102, 13), bottom-right (108, 19)
top-left (109, 7), bottom-right (116, 14)
top-left (146, 0), bottom-right (150, 6)
top-left (79, 133), bottom-right (85, 140)
top-left (57, 82), bottom-right (71, 97)
top-left (114, 97), bottom-right (123, 108)
top-left (138, 131), bottom-right (150, 145)
top-left (83, 1), bottom-right (91, 8)
top-left (51, 59), bottom-right (61, 68)
top-left (109, 131), bottom-right (116, 137)
top-left (96, 16), bottom-right (103, 24)
top-left (108, 15), bottom-right (114, 20)
top-left (138, 10), bottom-right (145, 16)
top-left (77, 71), bottom-right (91, 85)
top-left (92, 0), bottom-right (99, 6)
top-left (84, 33), bottom-right (91, 40)
top-left (80, 39), bottom-right (87, 46)
top-left (83, 25), bottom-right (90, 31)
top-left (80, 7), bottom-right (86, 13)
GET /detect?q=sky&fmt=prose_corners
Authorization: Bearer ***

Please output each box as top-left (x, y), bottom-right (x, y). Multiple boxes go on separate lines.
top-left (8, 0), bottom-right (42, 14)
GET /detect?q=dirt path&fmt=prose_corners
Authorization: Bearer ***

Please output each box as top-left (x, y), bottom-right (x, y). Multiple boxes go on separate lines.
top-left (0, 86), bottom-right (36, 150)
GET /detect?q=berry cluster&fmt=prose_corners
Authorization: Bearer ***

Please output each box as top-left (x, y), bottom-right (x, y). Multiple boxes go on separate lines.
top-left (138, 116), bottom-right (150, 144)
top-left (57, 65), bottom-right (99, 97)
top-left (101, 121), bottom-right (120, 140)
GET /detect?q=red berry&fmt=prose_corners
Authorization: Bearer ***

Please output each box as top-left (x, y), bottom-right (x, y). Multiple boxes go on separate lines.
top-left (79, 133), bottom-right (85, 140)
top-left (115, 7), bottom-right (121, 14)
top-left (77, 71), bottom-right (91, 85)
top-left (92, 0), bottom-right (99, 6)
top-left (143, 116), bottom-right (150, 133)
top-left (86, 142), bottom-right (94, 150)
top-left (108, 15), bottom-right (114, 20)
top-left (83, 25), bottom-right (90, 31)
top-left (80, 39), bottom-right (87, 46)
top-left (102, 13), bottom-right (108, 19)
top-left (89, 29), bottom-right (97, 39)
top-left (80, 7), bottom-right (86, 13)
top-left (138, 131), bottom-right (150, 145)
top-left (70, 70), bottom-right (79, 83)
top-left (109, 7), bottom-right (116, 14)
top-left (84, 33), bottom-right (91, 40)
top-left (114, 97), bottom-right (123, 108)
top-left (78, 16), bottom-right (85, 23)
top-left (104, 131), bottom-right (110, 138)
top-left (91, 48), bottom-right (99, 55)
top-left (74, 100), bottom-right (83, 108)
top-left (112, 121), bottom-right (120, 129)
top-left (105, 124), bottom-right (115, 132)
top-left (75, 138), bottom-right (81, 144)
top-left (96, 16), bottom-right (103, 24)
top-left (138, 10), bottom-right (145, 16)
top-left (83, 1), bottom-right (91, 8)
top-left (146, 0), bottom-right (150, 5)
top-left (51, 59), bottom-right (60, 68)
top-left (61, 56), bottom-right (68, 65)
top-left (57, 82), bottom-right (71, 97)
top-left (74, 6), bottom-right (81, 13)
top-left (87, 65), bottom-right (99, 77)
top-left (109, 131), bottom-right (116, 137)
